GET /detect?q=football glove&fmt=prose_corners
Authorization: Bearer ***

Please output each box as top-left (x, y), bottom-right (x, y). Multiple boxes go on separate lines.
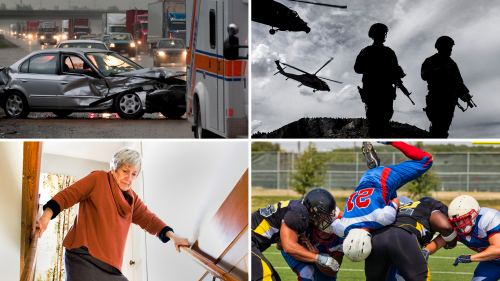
top-left (315, 253), bottom-right (340, 271)
top-left (453, 255), bottom-right (472, 266)
top-left (329, 244), bottom-right (344, 254)
top-left (422, 248), bottom-right (429, 261)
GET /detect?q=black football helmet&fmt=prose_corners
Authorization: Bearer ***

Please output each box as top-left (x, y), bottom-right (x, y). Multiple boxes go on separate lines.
top-left (418, 196), bottom-right (435, 202)
top-left (303, 188), bottom-right (336, 230)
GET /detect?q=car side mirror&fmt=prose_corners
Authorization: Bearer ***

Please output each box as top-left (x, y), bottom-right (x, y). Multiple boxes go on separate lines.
top-left (223, 23), bottom-right (248, 60)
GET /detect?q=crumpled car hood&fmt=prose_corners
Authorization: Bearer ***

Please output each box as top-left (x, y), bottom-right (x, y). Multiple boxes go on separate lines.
top-left (90, 67), bottom-right (186, 107)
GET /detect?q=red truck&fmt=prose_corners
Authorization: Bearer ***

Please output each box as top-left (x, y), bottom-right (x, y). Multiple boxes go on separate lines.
top-left (68, 18), bottom-right (91, 39)
top-left (26, 21), bottom-right (39, 40)
top-left (126, 10), bottom-right (148, 51)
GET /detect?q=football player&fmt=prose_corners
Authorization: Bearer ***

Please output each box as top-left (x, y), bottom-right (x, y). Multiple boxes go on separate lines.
top-left (252, 188), bottom-right (338, 281)
top-left (449, 195), bottom-right (500, 280)
top-left (365, 196), bottom-right (455, 280)
top-left (279, 207), bottom-right (344, 281)
top-left (332, 141), bottom-right (433, 262)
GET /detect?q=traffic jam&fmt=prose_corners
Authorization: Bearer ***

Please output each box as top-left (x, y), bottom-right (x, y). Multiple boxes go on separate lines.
top-left (0, 0), bottom-right (248, 138)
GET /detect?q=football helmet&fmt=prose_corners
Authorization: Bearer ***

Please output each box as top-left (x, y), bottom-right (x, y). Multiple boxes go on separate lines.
top-left (303, 188), bottom-right (336, 231)
top-left (448, 195), bottom-right (480, 234)
top-left (344, 229), bottom-right (372, 262)
top-left (312, 207), bottom-right (341, 245)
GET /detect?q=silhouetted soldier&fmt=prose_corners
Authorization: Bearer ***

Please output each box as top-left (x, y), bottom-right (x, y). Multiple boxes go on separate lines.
top-left (354, 23), bottom-right (405, 138)
top-left (421, 36), bottom-right (465, 138)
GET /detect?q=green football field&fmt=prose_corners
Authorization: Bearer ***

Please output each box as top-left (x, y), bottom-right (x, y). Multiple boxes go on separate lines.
top-left (263, 242), bottom-right (478, 280)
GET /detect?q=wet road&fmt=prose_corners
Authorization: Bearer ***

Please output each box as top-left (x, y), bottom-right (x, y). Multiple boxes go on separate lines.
top-left (0, 33), bottom-right (193, 138)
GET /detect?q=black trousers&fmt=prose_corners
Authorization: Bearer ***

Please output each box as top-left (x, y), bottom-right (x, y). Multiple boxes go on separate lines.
top-left (65, 247), bottom-right (128, 281)
top-left (364, 227), bottom-right (430, 281)
top-left (251, 242), bottom-right (281, 281)
top-left (425, 93), bottom-right (457, 138)
top-left (365, 96), bottom-right (395, 138)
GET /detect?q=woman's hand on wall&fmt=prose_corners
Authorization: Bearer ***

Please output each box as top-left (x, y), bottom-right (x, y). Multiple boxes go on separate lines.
top-left (167, 231), bottom-right (191, 253)
top-left (35, 208), bottom-right (53, 238)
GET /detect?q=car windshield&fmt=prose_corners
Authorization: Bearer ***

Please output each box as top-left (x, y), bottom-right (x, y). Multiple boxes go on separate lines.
top-left (59, 43), bottom-right (107, 50)
top-left (110, 26), bottom-right (127, 33)
top-left (158, 40), bottom-right (185, 48)
top-left (110, 34), bottom-right (132, 41)
top-left (141, 23), bottom-right (148, 30)
top-left (86, 52), bottom-right (142, 77)
top-left (40, 28), bottom-right (54, 33)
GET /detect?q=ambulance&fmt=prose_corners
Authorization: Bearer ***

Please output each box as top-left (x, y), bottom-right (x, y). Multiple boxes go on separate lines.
top-left (186, 0), bottom-right (248, 138)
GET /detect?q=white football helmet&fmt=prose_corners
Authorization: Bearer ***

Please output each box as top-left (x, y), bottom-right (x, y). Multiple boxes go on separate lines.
top-left (448, 195), bottom-right (480, 234)
top-left (343, 229), bottom-right (372, 262)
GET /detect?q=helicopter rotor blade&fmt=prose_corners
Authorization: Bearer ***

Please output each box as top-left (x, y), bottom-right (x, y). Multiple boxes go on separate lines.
top-left (281, 63), bottom-right (310, 74)
top-left (287, 0), bottom-right (347, 9)
top-left (314, 57), bottom-right (333, 75)
top-left (318, 76), bottom-right (343, 84)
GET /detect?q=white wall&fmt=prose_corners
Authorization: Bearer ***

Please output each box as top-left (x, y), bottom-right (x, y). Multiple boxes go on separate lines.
top-left (41, 153), bottom-right (110, 179)
top-left (0, 142), bottom-right (24, 281)
top-left (141, 141), bottom-right (248, 281)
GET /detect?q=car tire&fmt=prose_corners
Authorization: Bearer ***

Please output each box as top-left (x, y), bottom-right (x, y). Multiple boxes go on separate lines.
top-left (194, 100), bottom-right (213, 138)
top-left (114, 92), bottom-right (145, 119)
top-left (129, 50), bottom-right (136, 58)
top-left (52, 110), bottom-right (73, 118)
top-left (4, 91), bottom-right (30, 119)
top-left (154, 59), bottom-right (160, 67)
top-left (161, 106), bottom-right (185, 119)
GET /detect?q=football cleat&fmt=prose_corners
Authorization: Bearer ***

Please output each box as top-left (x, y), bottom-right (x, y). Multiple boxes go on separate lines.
top-left (362, 141), bottom-right (380, 169)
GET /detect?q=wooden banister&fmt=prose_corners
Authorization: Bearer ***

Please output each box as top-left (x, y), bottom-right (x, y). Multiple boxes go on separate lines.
top-left (180, 246), bottom-right (240, 281)
top-left (20, 229), bottom-right (40, 281)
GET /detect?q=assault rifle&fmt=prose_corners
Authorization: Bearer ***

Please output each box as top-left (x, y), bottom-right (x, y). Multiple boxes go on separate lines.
top-left (439, 56), bottom-right (477, 112)
top-left (394, 79), bottom-right (415, 105)
top-left (454, 82), bottom-right (477, 112)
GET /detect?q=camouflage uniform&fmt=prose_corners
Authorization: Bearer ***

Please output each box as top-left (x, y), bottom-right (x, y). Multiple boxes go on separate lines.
top-left (354, 45), bottom-right (404, 138)
top-left (421, 53), bottom-right (463, 138)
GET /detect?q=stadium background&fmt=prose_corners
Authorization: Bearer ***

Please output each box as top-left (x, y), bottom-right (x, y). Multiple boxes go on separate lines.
top-left (251, 142), bottom-right (500, 280)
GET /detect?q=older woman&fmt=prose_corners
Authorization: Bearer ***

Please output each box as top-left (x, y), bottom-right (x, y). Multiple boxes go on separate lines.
top-left (36, 148), bottom-right (190, 281)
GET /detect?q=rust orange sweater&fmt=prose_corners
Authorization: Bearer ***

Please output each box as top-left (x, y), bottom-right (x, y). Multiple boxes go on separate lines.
top-left (50, 170), bottom-right (167, 272)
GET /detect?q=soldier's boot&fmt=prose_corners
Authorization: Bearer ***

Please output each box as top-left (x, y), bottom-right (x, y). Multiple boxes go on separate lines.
top-left (362, 141), bottom-right (380, 169)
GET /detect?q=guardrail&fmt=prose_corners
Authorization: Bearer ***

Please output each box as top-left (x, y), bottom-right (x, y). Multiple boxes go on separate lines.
top-left (180, 246), bottom-right (240, 281)
top-left (20, 229), bottom-right (40, 281)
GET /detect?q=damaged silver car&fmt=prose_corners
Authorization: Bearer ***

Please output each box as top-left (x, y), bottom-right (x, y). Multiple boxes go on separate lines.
top-left (0, 49), bottom-right (186, 119)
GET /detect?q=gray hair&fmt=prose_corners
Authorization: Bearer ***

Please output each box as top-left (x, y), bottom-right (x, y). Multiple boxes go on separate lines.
top-left (110, 147), bottom-right (142, 173)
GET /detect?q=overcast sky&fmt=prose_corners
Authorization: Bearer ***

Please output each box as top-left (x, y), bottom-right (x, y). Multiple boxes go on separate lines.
top-left (0, 0), bottom-right (148, 10)
top-left (251, 0), bottom-right (500, 137)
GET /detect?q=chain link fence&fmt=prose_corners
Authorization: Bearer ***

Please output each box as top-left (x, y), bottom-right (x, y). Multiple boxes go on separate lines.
top-left (252, 152), bottom-right (500, 192)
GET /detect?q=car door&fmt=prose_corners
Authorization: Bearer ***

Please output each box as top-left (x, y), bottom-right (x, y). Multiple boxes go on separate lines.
top-left (57, 53), bottom-right (108, 108)
top-left (15, 53), bottom-right (60, 108)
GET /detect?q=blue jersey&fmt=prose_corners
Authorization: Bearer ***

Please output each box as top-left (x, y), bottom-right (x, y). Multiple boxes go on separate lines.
top-left (282, 225), bottom-right (344, 281)
top-left (457, 207), bottom-right (500, 264)
top-left (332, 153), bottom-right (433, 237)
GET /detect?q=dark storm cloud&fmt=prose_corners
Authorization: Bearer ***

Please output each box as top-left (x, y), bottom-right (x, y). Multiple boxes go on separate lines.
top-left (251, 0), bottom-right (500, 137)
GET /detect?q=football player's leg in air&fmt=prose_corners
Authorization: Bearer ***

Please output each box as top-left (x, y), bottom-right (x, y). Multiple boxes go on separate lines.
top-left (332, 141), bottom-right (433, 262)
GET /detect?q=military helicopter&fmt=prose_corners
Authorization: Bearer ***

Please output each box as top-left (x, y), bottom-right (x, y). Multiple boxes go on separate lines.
top-left (252, 0), bottom-right (347, 35)
top-left (274, 58), bottom-right (342, 92)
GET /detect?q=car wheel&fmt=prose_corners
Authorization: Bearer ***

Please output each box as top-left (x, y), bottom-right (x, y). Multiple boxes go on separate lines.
top-left (52, 110), bottom-right (73, 118)
top-left (194, 100), bottom-right (210, 138)
top-left (154, 59), bottom-right (160, 67)
top-left (114, 92), bottom-right (145, 119)
top-left (161, 106), bottom-right (185, 119)
top-left (4, 92), bottom-right (30, 118)
top-left (129, 50), bottom-right (136, 58)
